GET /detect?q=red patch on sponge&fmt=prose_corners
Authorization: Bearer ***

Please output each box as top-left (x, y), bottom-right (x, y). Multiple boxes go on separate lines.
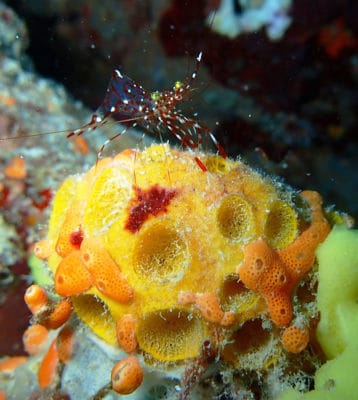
top-left (125, 185), bottom-right (177, 233)
top-left (69, 229), bottom-right (84, 248)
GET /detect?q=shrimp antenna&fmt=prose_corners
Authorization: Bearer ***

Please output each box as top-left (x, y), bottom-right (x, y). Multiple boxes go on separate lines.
top-left (0, 116), bottom-right (144, 142)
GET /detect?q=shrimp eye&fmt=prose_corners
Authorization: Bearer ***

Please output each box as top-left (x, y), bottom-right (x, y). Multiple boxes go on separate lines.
top-left (173, 80), bottom-right (183, 90)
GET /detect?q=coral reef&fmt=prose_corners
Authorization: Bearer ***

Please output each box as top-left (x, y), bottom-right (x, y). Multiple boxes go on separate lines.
top-left (1, 144), bottom-right (339, 399)
top-left (0, 2), bottom-right (357, 398)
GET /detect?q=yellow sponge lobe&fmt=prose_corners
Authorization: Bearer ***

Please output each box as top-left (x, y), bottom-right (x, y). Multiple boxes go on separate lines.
top-left (40, 144), bottom-right (329, 365)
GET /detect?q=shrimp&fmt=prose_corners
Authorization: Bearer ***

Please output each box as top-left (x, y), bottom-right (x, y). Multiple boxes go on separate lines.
top-left (1, 53), bottom-right (227, 171)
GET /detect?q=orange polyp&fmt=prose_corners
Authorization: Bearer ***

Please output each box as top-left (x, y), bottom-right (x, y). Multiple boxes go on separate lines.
top-left (24, 284), bottom-right (48, 315)
top-left (55, 201), bottom-right (84, 258)
top-left (281, 324), bottom-right (310, 353)
top-left (0, 390), bottom-right (6, 400)
top-left (238, 191), bottom-right (330, 327)
top-left (0, 356), bottom-right (28, 373)
top-left (55, 250), bottom-right (93, 296)
top-left (4, 156), bottom-right (26, 179)
top-left (56, 326), bottom-right (75, 363)
top-left (38, 340), bottom-right (59, 388)
top-left (33, 239), bottom-right (53, 260)
top-left (43, 299), bottom-right (72, 330)
top-left (116, 314), bottom-right (137, 353)
top-left (111, 356), bottom-right (143, 395)
top-left (80, 237), bottom-right (133, 303)
top-left (22, 324), bottom-right (49, 355)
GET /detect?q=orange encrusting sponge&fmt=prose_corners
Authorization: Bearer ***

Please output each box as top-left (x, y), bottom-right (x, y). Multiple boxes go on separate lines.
top-left (22, 324), bottom-right (49, 355)
top-left (55, 201), bottom-right (84, 258)
top-left (55, 250), bottom-right (93, 296)
top-left (116, 314), bottom-right (138, 353)
top-left (111, 356), bottom-right (143, 395)
top-left (33, 239), bottom-right (53, 260)
top-left (36, 327), bottom-right (75, 388)
top-left (281, 324), bottom-right (310, 353)
top-left (56, 326), bottom-right (75, 363)
top-left (279, 191), bottom-right (331, 280)
top-left (80, 237), bottom-right (133, 303)
top-left (38, 340), bottom-right (59, 388)
top-left (24, 284), bottom-right (48, 315)
top-left (0, 356), bottom-right (28, 373)
top-left (238, 191), bottom-right (330, 327)
top-left (43, 299), bottom-right (72, 330)
top-left (178, 291), bottom-right (235, 326)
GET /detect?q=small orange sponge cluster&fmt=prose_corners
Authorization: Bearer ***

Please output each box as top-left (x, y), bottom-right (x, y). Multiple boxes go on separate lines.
top-left (238, 191), bottom-right (330, 327)
top-left (281, 324), bottom-right (310, 353)
top-left (22, 284), bottom-right (75, 389)
top-left (54, 236), bottom-right (134, 302)
top-left (25, 145), bottom-right (331, 395)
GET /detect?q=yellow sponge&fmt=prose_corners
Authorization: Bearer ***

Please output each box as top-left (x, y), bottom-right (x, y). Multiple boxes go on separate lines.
top-left (278, 225), bottom-right (358, 400)
top-left (41, 144), bottom-right (325, 366)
